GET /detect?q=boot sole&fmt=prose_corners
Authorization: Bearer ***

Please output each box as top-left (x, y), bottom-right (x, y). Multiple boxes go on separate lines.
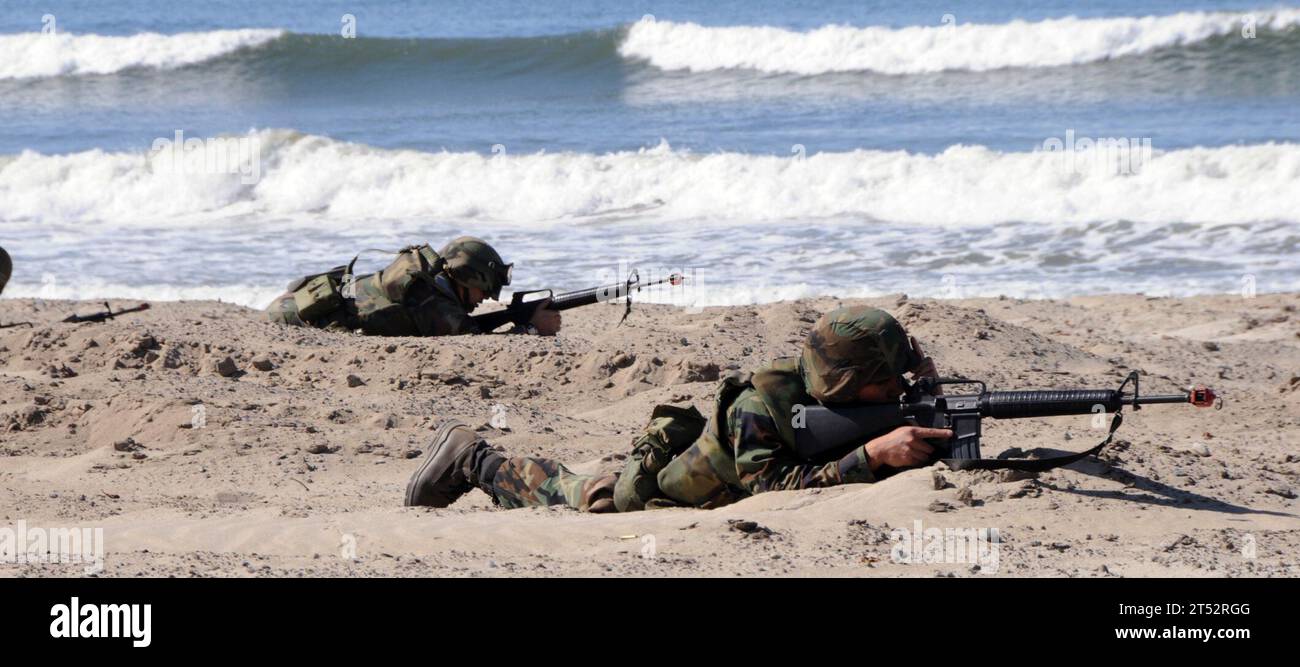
top-left (404, 419), bottom-right (466, 507)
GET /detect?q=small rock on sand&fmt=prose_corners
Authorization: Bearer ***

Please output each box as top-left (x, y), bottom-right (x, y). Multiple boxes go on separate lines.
top-left (998, 469), bottom-right (1039, 484)
top-left (928, 500), bottom-right (954, 513)
top-left (113, 437), bottom-right (142, 452)
top-left (211, 356), bottom-right (239, 377)
top-left (1265, 483), bottom-right (1296, 499)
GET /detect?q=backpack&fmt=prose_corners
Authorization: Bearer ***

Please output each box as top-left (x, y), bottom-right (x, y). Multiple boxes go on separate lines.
top-left (283, 245), bottom-right (445, 330)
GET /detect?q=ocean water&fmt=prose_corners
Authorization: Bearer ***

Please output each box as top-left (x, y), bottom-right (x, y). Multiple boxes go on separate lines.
top-left (0, 1), bottom-right (1297, 307)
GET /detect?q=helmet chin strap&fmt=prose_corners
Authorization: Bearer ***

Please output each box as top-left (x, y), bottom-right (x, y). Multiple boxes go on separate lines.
top-left (448, 278), bottom-right (472, 307)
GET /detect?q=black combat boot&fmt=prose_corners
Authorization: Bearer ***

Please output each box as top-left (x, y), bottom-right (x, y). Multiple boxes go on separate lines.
top-left (404, 420), bottom-right (502, 507)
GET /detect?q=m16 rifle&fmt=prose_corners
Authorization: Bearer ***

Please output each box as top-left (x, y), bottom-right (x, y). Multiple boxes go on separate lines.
top-left (794, 371), bottom-right (1220, 471)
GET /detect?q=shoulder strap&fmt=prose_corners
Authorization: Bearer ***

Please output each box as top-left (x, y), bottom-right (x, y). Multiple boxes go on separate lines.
top-left (341, 245), bottom-right (445, 299)
top-left (942, 411), bottom-right (1123, 472)
top-left (408, 244), bottom-right (445, 289)
top-left (341, 247), bottom-right (399, 298)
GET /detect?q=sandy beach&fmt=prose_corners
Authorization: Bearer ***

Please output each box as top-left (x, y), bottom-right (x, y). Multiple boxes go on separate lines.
top-left (1, 292), bottom-right (1297, 577)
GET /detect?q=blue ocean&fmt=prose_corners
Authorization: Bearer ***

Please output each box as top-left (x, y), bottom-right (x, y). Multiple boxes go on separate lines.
top-left (1, 1), bottom-right (1297, 306)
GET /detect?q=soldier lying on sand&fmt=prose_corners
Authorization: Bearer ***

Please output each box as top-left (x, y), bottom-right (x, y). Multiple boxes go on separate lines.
top-left (266, 236), bottom-right (560, 336)
top-left (404, 306), bottom-right (951, 512)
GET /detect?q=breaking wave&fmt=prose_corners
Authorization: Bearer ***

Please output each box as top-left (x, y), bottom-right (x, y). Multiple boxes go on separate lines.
top-left (2, 129), bottom-right (1298, 226)
top-left (0, 29), bottom-right (285, 80)
top-left (4, 8), bottom-right (1299, 83)
top-left (620, 10), bottom-right (1300, 75)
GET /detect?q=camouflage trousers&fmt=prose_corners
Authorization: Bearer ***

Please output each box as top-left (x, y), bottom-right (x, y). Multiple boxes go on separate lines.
top-left (265, 293), bottom-right (306, 326)
top-left (265, 292), bottom-right (355, 331)
top-left (488, 457), bottom-right (620, 514)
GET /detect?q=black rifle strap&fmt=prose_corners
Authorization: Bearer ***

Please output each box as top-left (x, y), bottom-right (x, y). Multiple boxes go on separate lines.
top-left (342, 247), bottom-right (400, 292)
top-left (617, 269), bottom-right (639, 326)
top-left (941, 411), bottom-right (1124, 472)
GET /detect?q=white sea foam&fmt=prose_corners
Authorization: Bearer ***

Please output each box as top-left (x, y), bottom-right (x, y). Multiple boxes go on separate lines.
top-left (2, 130), bottom-right (1298, 227)
top-left (0, 279), bottom-right (872, 310)
top-left (619, 10), bottom-right (1300, 75)
top-left (2, 280), bottom-right (284, 309)
top-left (0, 29), bottom-right (285, 80)
top-left (6, 273), bottom-right (1289, 310)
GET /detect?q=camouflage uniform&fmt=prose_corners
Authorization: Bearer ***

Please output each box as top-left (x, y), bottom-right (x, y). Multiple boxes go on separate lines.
top-left (266, 271), bottom-right (481, 336)
top-left (489, 457), bottom-right (619, 513)
top-left (265, 238), bottom-right (509, 336)
top-left (475, 306), bottom-right (917, 512)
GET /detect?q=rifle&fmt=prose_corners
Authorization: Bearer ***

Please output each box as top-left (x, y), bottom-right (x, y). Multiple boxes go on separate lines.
top-left (0, 321), bottom-right (33, 329)
top-left (471, 271), bottom-right (685, 332)
top-left (62, 302), bottom-right (151, 324)
top-left (794, 371), bottom-right (1220, 472)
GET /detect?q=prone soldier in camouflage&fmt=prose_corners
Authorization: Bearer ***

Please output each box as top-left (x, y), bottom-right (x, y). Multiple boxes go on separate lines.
top-left (403, 306), bottom-right (952, 512)
top-left (265, 236), bottom-right (560, 336)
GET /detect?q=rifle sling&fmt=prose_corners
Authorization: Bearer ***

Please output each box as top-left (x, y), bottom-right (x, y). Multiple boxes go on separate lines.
top-left (941, 411), bottom-right (1124, 472)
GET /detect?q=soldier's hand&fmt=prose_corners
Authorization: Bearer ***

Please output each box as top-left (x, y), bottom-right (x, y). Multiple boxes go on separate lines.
top-left (530, 300), bottom-right (561, 336)
top-left (908, 335), bottom-right (942, 395)
top-left (909, 336), bottom-right (938, 377)
top-left (864, 426), bottom-right (951, 470)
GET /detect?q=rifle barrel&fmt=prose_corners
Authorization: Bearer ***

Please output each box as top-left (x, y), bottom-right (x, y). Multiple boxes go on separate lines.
top-left (980, 388), bottom-right (1204, 419)
top-left (550, 274), bottom-right (683, 311)
top-left (1130, 393), bottom-right (1193, 405)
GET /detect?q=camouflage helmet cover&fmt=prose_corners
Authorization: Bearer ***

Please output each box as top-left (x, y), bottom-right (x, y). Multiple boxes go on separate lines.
top-left (439, 236), bottom-right (512, 299)
top-left (800, 306), bottom-right (919, 403)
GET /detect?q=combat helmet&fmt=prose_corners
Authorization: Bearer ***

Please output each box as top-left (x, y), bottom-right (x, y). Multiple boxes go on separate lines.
top-left (438, 237), bottom-right (512, 300)
top-left (800, 306), bottom-right (921, 403)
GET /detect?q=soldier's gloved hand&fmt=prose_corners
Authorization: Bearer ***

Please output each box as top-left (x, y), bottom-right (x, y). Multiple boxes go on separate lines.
top-left (530, 299), bottom-right (561, 336)
top-left (865, 426), bottom-right (951, 470)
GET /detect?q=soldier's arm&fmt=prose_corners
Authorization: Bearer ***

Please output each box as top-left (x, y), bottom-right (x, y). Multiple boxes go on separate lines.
top-left (729, 393), bottom-right (874, 493)
top-left (410, 294), bottom-right (483, 336)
